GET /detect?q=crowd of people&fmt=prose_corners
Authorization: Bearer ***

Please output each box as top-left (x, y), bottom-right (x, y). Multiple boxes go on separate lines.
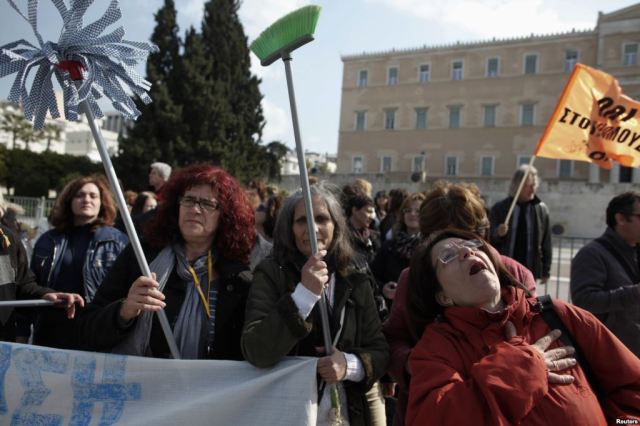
top-left (0, 161), bottom-right (638, 425)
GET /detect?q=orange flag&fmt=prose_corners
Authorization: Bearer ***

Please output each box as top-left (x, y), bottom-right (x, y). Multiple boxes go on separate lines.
top-left (534, 63), bottom-right (640, 169)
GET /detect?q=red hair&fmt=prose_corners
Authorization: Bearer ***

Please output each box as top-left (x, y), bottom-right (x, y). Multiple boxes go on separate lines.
top-left (144, 164), bottom-right (255, 263)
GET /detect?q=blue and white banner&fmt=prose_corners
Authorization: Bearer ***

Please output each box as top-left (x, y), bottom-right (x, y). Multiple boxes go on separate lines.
top-left (0, 342), bottom-right (318, 425)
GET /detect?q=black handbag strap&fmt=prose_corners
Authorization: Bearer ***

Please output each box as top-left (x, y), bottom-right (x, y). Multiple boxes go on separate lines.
top-left (594, 237), bottom-right (640, 283)
top-left (536, 295), bottom-right (603, 402)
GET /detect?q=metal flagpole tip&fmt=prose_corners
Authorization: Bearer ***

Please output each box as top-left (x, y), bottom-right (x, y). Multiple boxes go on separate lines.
top-left (0, 0), bottom-right (158, 130)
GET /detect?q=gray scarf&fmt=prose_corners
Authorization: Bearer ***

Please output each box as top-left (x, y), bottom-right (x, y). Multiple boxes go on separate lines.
top-left (112, 244), bottom-right (215, 359)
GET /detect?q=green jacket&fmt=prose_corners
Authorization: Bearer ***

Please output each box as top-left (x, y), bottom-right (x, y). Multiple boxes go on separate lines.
top-left (242, 256), bottom-right (389, 426)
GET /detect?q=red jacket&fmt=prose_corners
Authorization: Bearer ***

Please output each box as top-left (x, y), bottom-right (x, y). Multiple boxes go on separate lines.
top-left (383, 254), bottom-right (535, 426)
top-left (406, 287), bottom-right (640, 425)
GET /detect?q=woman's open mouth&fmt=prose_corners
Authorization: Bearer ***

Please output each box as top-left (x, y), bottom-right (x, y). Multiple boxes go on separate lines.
top-left (469, 260), bottom-right (487, 275)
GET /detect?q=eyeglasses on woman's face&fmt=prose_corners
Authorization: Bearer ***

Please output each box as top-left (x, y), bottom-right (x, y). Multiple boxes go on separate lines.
top-left (179, 195), bottom-right (220, 212)
top-left (437, 239), bottom-right (483, 265)
top-left (402, 207), bottom-right (420, 215)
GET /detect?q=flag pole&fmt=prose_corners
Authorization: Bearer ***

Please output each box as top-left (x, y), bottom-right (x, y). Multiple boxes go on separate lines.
top-left (503, 155), bottom-right (538, 226)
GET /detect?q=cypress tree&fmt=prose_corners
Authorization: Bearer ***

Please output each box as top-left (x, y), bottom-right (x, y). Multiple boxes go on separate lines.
top-left (116, 0), bottom-right (184, 190)
top-left (177, 0), bottom-right (267, 181)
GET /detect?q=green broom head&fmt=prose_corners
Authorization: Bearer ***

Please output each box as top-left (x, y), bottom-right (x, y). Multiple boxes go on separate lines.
top-left (250, 5), bottom-right (321, 66)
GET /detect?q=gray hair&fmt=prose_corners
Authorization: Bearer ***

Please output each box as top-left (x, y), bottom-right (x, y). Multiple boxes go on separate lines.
top-left (509, 164), bottom-right (539, 197)
top-left (150, 162), bottom-right (172, 180)
top-left (272, 182), bottom-right (354, 274)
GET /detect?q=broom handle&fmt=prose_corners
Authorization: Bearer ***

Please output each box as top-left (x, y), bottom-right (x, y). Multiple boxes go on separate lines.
top-left (79, 93), bottom-right (181, 360)
top-left (283, 54), bottom-right (333, 355)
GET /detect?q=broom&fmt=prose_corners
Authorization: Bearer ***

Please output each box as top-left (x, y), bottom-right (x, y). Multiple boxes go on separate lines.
top-left (250, 5), bottom-right (329, 353)
top-left (250, 6), bottom-right (345, 425)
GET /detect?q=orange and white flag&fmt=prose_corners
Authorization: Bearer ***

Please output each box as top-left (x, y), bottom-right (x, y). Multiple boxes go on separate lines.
top-left (534, 63), bottom-right (640, 169)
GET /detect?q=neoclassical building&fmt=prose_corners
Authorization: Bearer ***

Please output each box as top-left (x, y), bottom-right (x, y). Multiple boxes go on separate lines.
top-left (337, 4), bottom-right (640, 184)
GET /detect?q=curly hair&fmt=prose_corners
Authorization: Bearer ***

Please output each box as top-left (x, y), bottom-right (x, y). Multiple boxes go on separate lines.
top-left (419, 181), bottom-right (489, 239)
top-left (50, 175), bottom-right (117, 232)
top-left (144, 164), bottom-right (255, 262)
top-left (407, 228), bottom-right (521, 340)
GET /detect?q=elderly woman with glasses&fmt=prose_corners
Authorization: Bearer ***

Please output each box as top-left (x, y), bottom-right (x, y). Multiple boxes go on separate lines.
top-left (405, 228), bottom-right (640, 425)
top-left (78, 164), bottom-right (255, 360)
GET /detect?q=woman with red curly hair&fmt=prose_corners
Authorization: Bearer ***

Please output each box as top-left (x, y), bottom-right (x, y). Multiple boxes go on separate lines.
top-left (78, 165), bottom-right (255, 360)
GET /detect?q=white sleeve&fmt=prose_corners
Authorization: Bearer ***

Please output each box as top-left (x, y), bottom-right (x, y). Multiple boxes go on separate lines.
top-left (343, 352), bottom-right (365, 382)
top-left (291, 282), bottom-right (321, 319)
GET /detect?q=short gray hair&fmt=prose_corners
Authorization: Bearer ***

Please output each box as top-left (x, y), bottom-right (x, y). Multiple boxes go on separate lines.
top-left (509, 164), bottom-right (539, 197)
top-left (272, 183), bottom-right (354, 275)
top-left (150, 162), bottom-right (172, 180)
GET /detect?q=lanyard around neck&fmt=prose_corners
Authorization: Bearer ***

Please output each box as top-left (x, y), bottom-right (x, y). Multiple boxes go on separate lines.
top-left (188, 250), bottom-right (213, 318)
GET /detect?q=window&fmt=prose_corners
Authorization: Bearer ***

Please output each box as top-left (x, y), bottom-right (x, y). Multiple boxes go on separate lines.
top-left (521, 103), bottom-right (535, 126)
top-left (486, 58), bottom-right (499, 77)
top-left (412, 155), bottom-right (424, 172)
top-left (355, 111), bottom-right (366, 131)
top-left (558, 160), bottom-right (572, 178)
top-left (480, 156), bottom-right (494, 176)
top-left (388, 67), bottom-right (398, 85)
top-left (415, 108), bottom-right (428, 129)
top-left (483, 104), bottom-right (497, 128)
top-left (358, 70), bottom-right (368, 87)
top-left (445, 156), bottom-right (458, 176)
top-left (380, 156), bottom-right (392, 172)
top-left (624, 43), bottom-right (638, 67)
top-left (524, 54), bottom-right (538, 74)
top-left (352, 156), bottom-right (363, 173)
top-left (452, 60), bottom-right (463, 80)
top-left (384, 109), bottom-right (396, 130)
top-left (565, 50), bottom-right (578, 72)
top-left (518, 156), bottom-right (531, 166)
top-left (419, 64), bottom-right (430, 83)
top-left (449, 106), bottom-right (461, 128)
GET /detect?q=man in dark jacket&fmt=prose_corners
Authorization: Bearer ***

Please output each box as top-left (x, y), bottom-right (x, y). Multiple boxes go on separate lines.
top-left (571, 191), bottom-right (640, 357)
top-left (0, 224), bottom-right (83, 341)
top-left (490, 164), bottom-right (551, 283)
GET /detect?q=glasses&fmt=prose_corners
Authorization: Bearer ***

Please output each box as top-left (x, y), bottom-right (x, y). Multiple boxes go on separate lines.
top-left (402, 208), bottom-right (420, 214)
top-left (437, 239), bottom-right (483, 265)
top-left (179, 196), bottom-right (220, 212)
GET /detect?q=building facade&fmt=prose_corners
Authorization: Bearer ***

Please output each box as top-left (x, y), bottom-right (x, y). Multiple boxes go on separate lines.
top-left (337, 4), bottom-right (640, 184)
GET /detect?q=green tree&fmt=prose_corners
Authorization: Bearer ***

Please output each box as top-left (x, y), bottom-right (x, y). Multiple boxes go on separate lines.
top-left (116, 0), bottom-right (184, 190)
top-left (42, 123), bottom-right (62, 151)
top-left (1, 112), bottom-right (31, 149)
top-left (175, 0), bottom-right (266, 181)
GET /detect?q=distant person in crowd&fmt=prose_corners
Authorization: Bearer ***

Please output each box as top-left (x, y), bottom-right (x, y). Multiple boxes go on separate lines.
top-left (26, 175), bottom-right (128, 349)
top-left (245, 180), bottom-right (273, 271)
top-left (383, 182), bottom-right (536, 426)
top-left (571, 191), bottom-right (640, 357)
top-left (131, 191), bottom-right (158, 217)
top-left (78, 165), bottom-right (254, 360)
top-left (262, 192), bottom-right (284, 242)
top-left (380, 189), bottom-right (408, 242)
top-left (346, 193), bottom-right (380, 268)
top-left (241, 183), bottom-right (389, 426)
top-left (490, 165), bottom-right (551, 284)
top-left (0, 223), bottom-right (84, 342)
top-left (352, 178), bottom-right (373, 198)
top-left (148, 162), bottom-right (172, 195)
top-left (372, 192), bottom-right (424, 307)
top-left (373, 190), bottom-right (389, 229)
top-left (124, 190), bottom-right (138, 212)
top-left (406, 228), bottom-right (640, 425)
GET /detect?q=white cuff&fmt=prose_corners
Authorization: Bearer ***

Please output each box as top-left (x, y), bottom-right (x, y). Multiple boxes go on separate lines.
top-left (291, 283), bottom-right (321, 320)
top-left (343, 352), bottom-right (365, 382)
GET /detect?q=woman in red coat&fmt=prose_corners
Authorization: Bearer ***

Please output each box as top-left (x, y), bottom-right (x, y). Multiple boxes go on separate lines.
top-left (406, 228), bottom-right (640, 425)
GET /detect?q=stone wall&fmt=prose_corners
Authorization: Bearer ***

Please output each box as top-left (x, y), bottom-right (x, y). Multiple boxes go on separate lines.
top-left (277, 174), bottom-right (640, 238)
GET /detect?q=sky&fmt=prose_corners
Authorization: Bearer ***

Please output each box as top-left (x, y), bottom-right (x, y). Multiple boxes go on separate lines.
top-left (0, 0), bottom-right (638, 156)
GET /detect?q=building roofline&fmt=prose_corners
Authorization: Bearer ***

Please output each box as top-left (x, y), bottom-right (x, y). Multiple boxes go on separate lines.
top-left (341, 28), bottom-right (595, 61)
